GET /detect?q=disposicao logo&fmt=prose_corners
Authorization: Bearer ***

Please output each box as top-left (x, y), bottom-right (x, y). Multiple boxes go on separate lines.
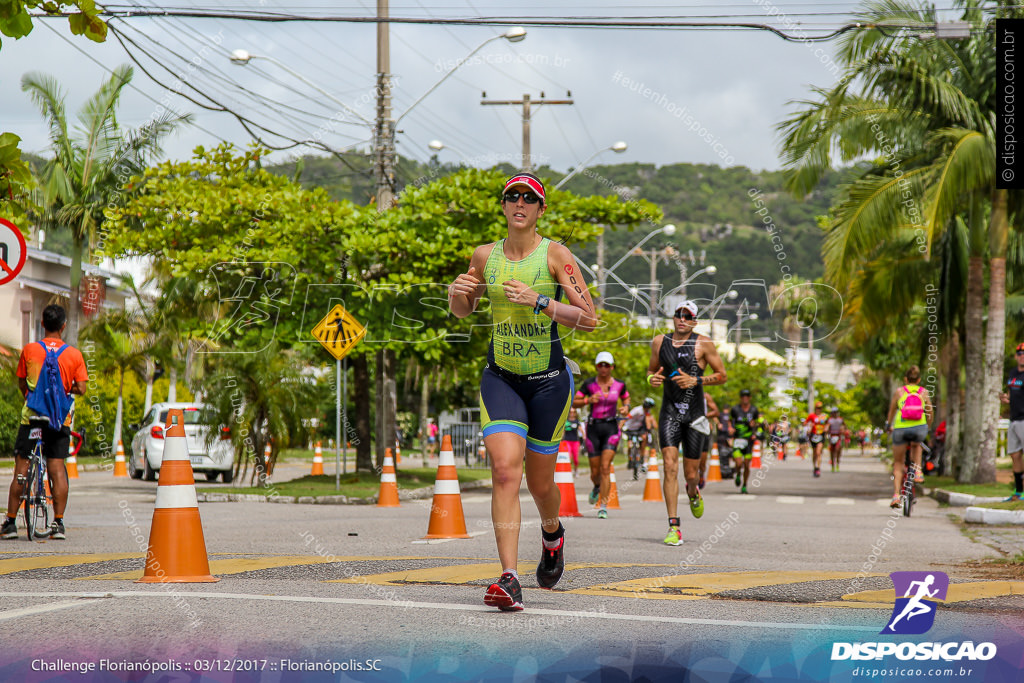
top-left (831, 571), bottom-right (997, 663)
top-left (882, 571), bottom-right (949, 635)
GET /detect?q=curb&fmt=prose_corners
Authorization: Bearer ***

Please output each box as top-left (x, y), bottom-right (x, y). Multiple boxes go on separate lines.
top-left (964, 506), bottom-right (1024, 525)
top-left (929, 488), bottom-right (1007, 507)
top-left (196, 478), bottom-right (492, 505)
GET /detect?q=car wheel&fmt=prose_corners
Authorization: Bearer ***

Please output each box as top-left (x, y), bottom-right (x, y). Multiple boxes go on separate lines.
top-left (205, 471), bottom-right (219, 482)
top-left (143, 451), bottom-right (157, 482)
top-left (221, 469), bottom-right (234, 484)
top-left (128, 452), bottom-right (143, 480)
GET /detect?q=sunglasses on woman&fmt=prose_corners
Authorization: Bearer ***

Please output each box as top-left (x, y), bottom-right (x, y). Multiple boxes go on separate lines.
top-left (502, 191), bottom-right (541, 204)
top-left (675, 311), bottom-right (696, 320)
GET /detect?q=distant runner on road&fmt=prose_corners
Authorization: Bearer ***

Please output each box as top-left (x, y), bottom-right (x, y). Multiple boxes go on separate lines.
top-left (647, 300), bottom-right (727, 546)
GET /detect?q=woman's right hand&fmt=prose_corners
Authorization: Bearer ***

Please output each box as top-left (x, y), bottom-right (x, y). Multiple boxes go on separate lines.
top-left (449, 266), bottom-right (481, 299)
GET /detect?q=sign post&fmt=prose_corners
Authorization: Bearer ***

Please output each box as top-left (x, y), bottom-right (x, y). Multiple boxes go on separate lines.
top-left (0, 217), bottom-right (28, 286)
top-left (310, 304), bottom-right (366, 490)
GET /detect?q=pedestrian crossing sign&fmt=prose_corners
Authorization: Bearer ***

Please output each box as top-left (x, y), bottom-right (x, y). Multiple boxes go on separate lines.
top-left (311, 304), bottom-right (366, 360)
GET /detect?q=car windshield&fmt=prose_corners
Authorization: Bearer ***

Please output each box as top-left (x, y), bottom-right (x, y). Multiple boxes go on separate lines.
top-left (158, 408), bottom-right (215, 426)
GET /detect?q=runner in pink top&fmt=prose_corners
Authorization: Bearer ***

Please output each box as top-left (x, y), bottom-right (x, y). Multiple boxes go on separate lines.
top-left (573, 351), bottom-right (630, 517)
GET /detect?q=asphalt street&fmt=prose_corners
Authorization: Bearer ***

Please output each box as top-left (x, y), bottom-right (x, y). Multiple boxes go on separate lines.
top-left (0, 448), bottom-right (1021, 682)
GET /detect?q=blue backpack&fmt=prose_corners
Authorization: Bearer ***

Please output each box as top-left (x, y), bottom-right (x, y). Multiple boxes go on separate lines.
top-left (25, 341), bottom-right (74, 430)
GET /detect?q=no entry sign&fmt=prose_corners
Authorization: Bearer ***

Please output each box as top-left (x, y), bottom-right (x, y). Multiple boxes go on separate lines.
top-left (0, 217), bottom-right (27, 285)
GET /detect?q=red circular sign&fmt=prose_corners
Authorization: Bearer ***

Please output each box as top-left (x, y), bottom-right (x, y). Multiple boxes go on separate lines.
top-left (0, 217), bottom-right (28, 285)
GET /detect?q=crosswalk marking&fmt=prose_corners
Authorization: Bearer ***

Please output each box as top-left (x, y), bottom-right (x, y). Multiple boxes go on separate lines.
top-left (78, 555), bottom-right (445, 581)
top-left (776, 496), bottom-right (805, 504)
top-left (568, 570), bottom-right (883, 600)
top-left (327, 561), bottom-right (674, 586)
top-left (842, 580), bottom-right (1024, 605)
top-left (0, 553), bottom-right (141, 576)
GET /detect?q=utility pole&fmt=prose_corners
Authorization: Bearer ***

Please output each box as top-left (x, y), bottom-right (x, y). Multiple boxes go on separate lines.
top-left (375, 0), bottom-right (395, 211)
top-left (481, 93), bottom-right (573, 170)
top-left (375, 0), bottom-right (397, 468)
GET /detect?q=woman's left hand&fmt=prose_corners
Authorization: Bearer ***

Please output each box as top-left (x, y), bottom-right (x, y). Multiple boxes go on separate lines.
top-left (502, 279), bottom-right (538, 308)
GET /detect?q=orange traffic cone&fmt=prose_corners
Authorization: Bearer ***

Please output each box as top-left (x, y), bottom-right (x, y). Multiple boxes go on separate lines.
top-left (555, 443), bottom-right (583, 517)
top-left (376, 448), bottom-right (400, 507)
top-left (751, 440), bottom-right (762, 469)
top-left (707, 444), bottom-right (722, 482)
top-left (423, 435), bottom-right (471, 538)
top-left (595, 463), bottom-right (622, 510)
top-left (395, 442), bottom-right (401, 465)
top-left (66, 452), bottom-right (79, 479)
top-left (264, 443), bottom-right (274, 477)
top-left (138, 408), bottom-right (218, 583)
top-left (311, 442), bottom-right (325, 476)
top-left (642, 452), bottom-right (663, 502)
top-left (113, 440), bottom-right (128, 478)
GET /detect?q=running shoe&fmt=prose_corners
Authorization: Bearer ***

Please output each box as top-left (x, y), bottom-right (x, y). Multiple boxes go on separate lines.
top-left (734, 471), bottom-right (741, 487)
top-left (597, 509), bottom-right (608, 519)
top-left (913, 472), bottom-right (925, 484)
top-left (484, 572), bottom-right (524, 611)
top-left (688, 491), bottom-right (704, 519)
top-left (813, 468), bottom-right (821, 478)
top-left (1, 517), bottom-right (16, 540)
top-left (49, 519), bottom-right (65, 540)
top-left (663, 527), bottom-right (683, 546)
top-left (1003, 492), bottom-right (1022, 502)
top-left (741, 486), bottom-right (748, 495)
top-left (698, 476), bottom-right (706, 490)
top-left (588, 486), bottom-right (599, 505)
top-left (536, 536), bottom-right (565, 589)
top-left (890, 495), bottom-right (902, 509)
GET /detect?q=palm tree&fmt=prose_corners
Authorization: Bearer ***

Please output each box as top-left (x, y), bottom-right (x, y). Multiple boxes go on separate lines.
top-left (203, 345), bottom-right (314, 487)
top-left (777, 0), bottom-right (1010, 482)
top-left (21, 65), bottom-right (189, 345)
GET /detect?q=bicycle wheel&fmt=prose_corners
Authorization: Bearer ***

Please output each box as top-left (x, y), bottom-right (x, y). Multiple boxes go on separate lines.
top-left (902, 476), bottom-right (913, 518)
top-left (31, 476), bottom-right (52, 539)
top-left (22, 465), bottom-right (37, 542)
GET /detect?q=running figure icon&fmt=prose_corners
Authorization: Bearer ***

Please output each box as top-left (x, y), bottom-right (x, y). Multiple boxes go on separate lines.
top-left (883, 574), bottom-right (940, 633)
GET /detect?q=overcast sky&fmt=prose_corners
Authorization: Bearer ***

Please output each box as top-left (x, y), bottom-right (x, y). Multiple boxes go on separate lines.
top-left (3, 1), bottom-right (951, 179)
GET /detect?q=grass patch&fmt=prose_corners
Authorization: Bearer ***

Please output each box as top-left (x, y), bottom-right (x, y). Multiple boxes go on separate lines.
top-left (928, 476), bottom-right (1014, 499)
top-left (200, 467), bottom-right (492, 499)
top-left (975, 499), bottom-right (1024, 511)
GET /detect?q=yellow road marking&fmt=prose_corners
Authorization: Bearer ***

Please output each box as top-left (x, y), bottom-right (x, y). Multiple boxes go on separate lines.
top-left (326, 562), bottom-right (675, 585)
top-left (841, 580), bottom-right (1024, 605)
top-left (78, 556), bottom-right (445, 581)
top-left (0, 553), bottom-right (142, 575)
top-left (568, 570), bottom-right (885, 599)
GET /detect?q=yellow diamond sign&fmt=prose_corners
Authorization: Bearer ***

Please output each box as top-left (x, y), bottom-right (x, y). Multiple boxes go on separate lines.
top-left (311, 304), bottom-right (366, 360)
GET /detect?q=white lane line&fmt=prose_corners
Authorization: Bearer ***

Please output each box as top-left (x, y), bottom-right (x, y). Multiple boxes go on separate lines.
top-left (411, 531), bottom-right (489, 545)
top-left (776, 496), bottom-right (805, 504)
top-left (0, 592), bottom-right (878, 632)
top-left (0, 598), bottom-right (99, 622)
top-left (826, 498), bottom-right (856, 505)
top-left (724, 494), bottom-right (757, 501)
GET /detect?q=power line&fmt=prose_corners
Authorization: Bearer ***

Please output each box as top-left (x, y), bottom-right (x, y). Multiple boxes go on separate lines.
top-left (43, 11), bottom-right (923, 42)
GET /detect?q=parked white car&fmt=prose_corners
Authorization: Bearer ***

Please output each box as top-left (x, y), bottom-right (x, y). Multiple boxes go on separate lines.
top-left (128, 402), bottom-right (234, 483)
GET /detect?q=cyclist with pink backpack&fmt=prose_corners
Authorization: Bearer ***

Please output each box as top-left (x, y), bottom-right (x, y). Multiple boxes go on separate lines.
top-left (885, 365), bottom-right (933, 508)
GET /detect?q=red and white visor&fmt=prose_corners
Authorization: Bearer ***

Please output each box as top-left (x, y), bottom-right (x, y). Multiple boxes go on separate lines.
top-left (503, 174), bottom-right (546, 202)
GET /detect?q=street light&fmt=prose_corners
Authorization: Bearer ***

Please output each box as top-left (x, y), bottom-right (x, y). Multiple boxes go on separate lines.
top-left (554, 141), bottom-right (628, 191)
top-left (428, 139), bottom-right (471, 164)
top-left (229, 49), bottom-right (374, 126)
top-left (597, 224), bottom-right (675, 321)
top-left (396, 27), bottom-right (527, 124)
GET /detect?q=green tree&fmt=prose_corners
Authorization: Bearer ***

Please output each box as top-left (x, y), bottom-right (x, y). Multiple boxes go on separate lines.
top-left (777, 0), bottom-right (1013, 482)
top-left (203, 345), bottom-right (315, 487)
top-left (22, 64), bottom-right (189, 345)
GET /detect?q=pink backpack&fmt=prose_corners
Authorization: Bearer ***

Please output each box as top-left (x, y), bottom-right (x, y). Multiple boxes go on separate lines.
top-left (900, 386), bottom-right (924, 421)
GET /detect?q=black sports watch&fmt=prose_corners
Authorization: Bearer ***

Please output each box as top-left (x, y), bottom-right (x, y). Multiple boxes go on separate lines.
top-left (533, 294), bottom-right (551, 314)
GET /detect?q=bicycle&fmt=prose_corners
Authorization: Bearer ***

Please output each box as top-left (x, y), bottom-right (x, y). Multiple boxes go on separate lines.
top-left (896, 442), bottom-right (931, 518)
top-left (19, 416), bottom-right (54, 541)
top-left (625, 431), bottom-right (647, 480)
